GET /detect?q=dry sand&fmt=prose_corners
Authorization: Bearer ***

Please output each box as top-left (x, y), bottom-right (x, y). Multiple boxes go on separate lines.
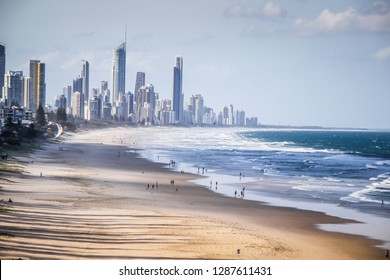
top-left (0, 127), bottom-right (383, 259)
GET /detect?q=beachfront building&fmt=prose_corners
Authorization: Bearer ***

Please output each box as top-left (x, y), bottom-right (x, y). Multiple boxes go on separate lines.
top-left (81, 60), bottom-right (89, 103)
top-left (203, 107), bottom-right (216, 125)
top-left (22, 76), bottom-right (30, 108)
top-left (236, 110), bottom-right (246, 126)
top-left (172, 56), bottom-right (183, 123)
top-left (111, 42), bottom-right (126, 105)
top-left (246, 117), bottom-right (258, 127)
top-left (2, 71), bottom-right (25, 107)
top-left (137, 84), bottom-right (156, 124)
top-left (0, 107), bottom-right (32, 126)
top-left (72, 91), bottom-right (83, 119)
top-left (89, 96), bottom-right (102, 120)
top-left (54, 94), bottom-right (67, 109)
top-left (29, 60), bottom-right (46, 112)
top-left (63, 85), bottom-right (72, 109)
top-left (134, 71), bottom-right (145, 121)
top-left (73, 76), bottom-right (84, 119)
top-left (0, 43), bottom-right (5, 92)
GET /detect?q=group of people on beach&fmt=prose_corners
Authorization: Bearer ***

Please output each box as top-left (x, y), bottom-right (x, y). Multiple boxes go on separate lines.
top-left (234, 187), bottom-right (246, 199)
top-left (146, 179), bottom-right (180, 192)
top-left (146, 181), bottom-right (159, 191)
top-left (198, 167), bottom-right (208, 174)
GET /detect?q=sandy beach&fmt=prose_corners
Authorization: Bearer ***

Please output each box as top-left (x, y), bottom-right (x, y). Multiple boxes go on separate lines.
top-left (0, 127), bottom-right (384, 259)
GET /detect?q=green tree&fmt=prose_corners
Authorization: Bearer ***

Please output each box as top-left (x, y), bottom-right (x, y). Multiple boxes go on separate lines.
top-left (56, 107), bottom-right (67, 122)
top-left (36, 103), bottom-right (46, 127)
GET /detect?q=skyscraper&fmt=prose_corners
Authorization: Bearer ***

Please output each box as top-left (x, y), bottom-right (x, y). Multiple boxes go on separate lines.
top-left (134, 72), bottom-right (145, 95)
top-left (0, 43), bottom-right (5, 94)
top-left (2, 71), bottom-right (24, 107)
top-left (134, 72), bottom-right (145, 118)
top-left (172, 56), bottom-right (183, 123)
top-left (111, 42), bottom-right (126, 104)
top-left (63, 85), bottom-right (72, 107)
top-left (81, 60), bottom-right (89, 103)
top-left (73, 76), bottom-right (84, 119)
top-left (29, 60), bottom-right (46, 112)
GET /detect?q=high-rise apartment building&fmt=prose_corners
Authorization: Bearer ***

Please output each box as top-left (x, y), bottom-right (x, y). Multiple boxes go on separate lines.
top-left (22, 76), bottom-right (30, 108)
top-left (100, 81), bottom-right (108, 95)
top-left (138, 84), bottom-right (156, 124)
top-left (2, 71), bottom-right (24, 107)
top-left (111, 42), bottom-right (126, 104)
top-left (134, 72), bottom-right (145, 118)
top-left (194, 94), bottom-right (204, 125)
top-left (29, 60), bottom-right (46, 112)
top-left (72, 91), bottom-right (83, 119)
top-left (172, 56), bottom-right (183, 123)
top-left (63, 85), bottom-right (72, 107)
top-left (134, 72), bottom-right (145, 95)
top-left (0, 43), bottom-right (5, 93)
top-left (81, 60), bottom-right (89, 103)
top-left (73, 76), bottom-right (84, 118)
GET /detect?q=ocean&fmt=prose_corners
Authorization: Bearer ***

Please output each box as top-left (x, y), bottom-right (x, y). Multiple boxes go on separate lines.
top-left (132, 127), bottom-right (390, 248)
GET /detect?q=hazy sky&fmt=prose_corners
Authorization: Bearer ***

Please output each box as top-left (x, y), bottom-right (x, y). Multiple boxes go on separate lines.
top-left (1, 0), bottom-right (389, 129)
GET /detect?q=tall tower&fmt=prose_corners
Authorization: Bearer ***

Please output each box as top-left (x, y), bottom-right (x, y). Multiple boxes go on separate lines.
top-left (81, 60), bottom-right (89, 103)
top-left (134, 72), bottom-right (145, 95)
top-left (2, 71), bottom-right (24, 107)
top-left (29, 60), bottom-right (46, 112)
top-left (111, 42), bottom-right (126, 104)
top-left (134, 72), bottom-right (145, 118)
top-left (172, 56), bottom-right (183, 123)
top-left (63, 85), bottom-right (72, 107)
top-left (73, 76), bottom-right (84, 119)
top-left (0, 43), bottom-right (5, 94)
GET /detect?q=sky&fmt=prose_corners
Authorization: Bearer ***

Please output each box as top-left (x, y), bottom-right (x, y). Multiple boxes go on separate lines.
top-left (1, 0), bottom-right (389, 129)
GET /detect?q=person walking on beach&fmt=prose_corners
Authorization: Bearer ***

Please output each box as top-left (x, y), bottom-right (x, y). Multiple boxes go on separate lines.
top-left (386, 249), bottom-right (389, 260)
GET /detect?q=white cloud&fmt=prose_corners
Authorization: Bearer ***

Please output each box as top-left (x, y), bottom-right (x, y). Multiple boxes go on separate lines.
top-left (225, 1), bottom-right (287, 19)
top-left (294, 2), bottom-right (390, 35)
top-left (374, 46), bottom-right (390, 59)
top-left (262, 1), bottom-right (284, 18)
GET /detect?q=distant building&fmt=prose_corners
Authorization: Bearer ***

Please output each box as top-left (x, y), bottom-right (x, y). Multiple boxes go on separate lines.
top-left (138, 84), bottom-right (156, 124)
top-left (54, 94), bottom-right (66, 109)
top-left (0, 107), bottom-right (32, 126)
top-left (63, 85), bottom-right (72, 108)
top-left (127, 91), bottom-right (134, 116)
top-left (102, 103), bottom-right (112, 121)
top-left (111, 42), bottom-right (126, 104)
top-left (0, 43), bottom-right (5, 93)
top-left (134, 72), bottom-right (145, 117)
top-left (172, 56), bottom-right (183, 123)
top-left (100, 81), bottom-right (108, 94)
top-left (2, 71), bottom-right (24, 107)
top-left (22, 76), bottom-right (30, 108)
top-left (29, 60), bottom-right (46, 112)
top-left (72, 91), bottom-right (83, 119)
top-left (194, 94), bottom-right (204, 125)
top-left (235, 110), bottom-right (245, 126)
top-left (73, 76), bottom-right (84, 119)
top-left (89, 96), bottom-right (102, 120)
top-left (81, 60), bottom-right (89, 103)
top-left (203, 107), bottom-right (215, 125)
top-left (246, 117), bottom-right (258, 127)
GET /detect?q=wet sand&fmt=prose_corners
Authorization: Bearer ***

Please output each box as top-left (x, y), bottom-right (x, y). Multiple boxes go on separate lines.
top-left (0, 127), bottom-right (383, 259)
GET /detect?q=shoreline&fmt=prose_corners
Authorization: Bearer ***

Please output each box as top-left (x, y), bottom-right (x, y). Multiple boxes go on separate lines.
top-left (0, 127), bottom-right (385, 259)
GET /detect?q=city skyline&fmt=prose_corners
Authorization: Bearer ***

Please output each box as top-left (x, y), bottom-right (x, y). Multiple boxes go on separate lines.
top-left (1, 0), bottom-right (389, 129)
